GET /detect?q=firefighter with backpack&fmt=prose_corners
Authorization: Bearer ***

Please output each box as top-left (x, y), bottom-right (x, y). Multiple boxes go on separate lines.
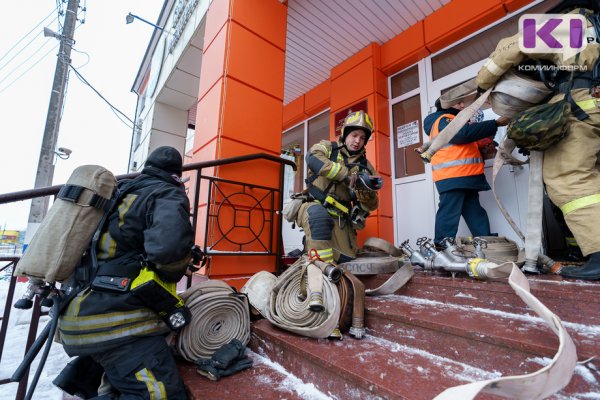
top-left (295, 110), bottom-right (382, 264)
top-left (56, 146), bottom-right (194, 398)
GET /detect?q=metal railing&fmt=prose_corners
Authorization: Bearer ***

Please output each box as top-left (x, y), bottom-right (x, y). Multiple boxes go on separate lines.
top-left (0, 153), bottom-right (295, 399)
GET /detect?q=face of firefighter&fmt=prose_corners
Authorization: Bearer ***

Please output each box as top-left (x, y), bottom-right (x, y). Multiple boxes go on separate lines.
top-left (452, 101), bottom-right (466, 110)
top-left (344, 129), bottom-right (367, 152)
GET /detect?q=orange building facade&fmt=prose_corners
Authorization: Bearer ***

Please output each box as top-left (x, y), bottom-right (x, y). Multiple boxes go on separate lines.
top-left (130, 0), bottom-right (558, 287)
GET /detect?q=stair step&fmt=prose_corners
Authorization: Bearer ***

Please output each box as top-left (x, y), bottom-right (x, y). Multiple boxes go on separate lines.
top-left (251, 319), bottom-right (504, 400)
top-left (366, 292), bottom-right (600, 360)
top-left (365, 295), bottom-right (600, 397)
top-left (361, 271), bottom-right (600, 327)
top-left (179, 351), bottom-right (327, 399)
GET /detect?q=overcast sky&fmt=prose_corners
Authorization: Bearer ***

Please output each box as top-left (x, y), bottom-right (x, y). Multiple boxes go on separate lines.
top-left (0, 1), bottom-right (164, 231)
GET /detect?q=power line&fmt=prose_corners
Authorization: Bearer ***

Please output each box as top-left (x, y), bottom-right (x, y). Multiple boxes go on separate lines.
top-left (0, 39), bottom-right (57, 87)
top-left (70, 65), bottom-right (135, 128)
top-left (0, 44), bottom-right (58, 95)
top-left (0, 9), bottom-right (56, 66)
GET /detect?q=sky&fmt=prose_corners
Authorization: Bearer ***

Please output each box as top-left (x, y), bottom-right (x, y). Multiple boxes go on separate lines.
top-left (0, 1), bottom-right (164, 231)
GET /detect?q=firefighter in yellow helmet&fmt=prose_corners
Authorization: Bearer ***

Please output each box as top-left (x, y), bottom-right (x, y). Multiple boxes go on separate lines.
top-left (296, 110), bottom-right (381, 263)
top-left (476, 0), bottom-right (600, 279)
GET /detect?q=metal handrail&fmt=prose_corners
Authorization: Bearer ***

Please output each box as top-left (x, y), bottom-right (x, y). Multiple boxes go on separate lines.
top-left (0, 152), bottom-right (296, 399)
top-left (0, 153), bottom-right (295, 204)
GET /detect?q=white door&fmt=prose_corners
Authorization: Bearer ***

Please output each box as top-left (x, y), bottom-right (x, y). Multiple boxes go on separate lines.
top-left (390, 61), bottom-right (437, 246)
top-left (425, 61), bottom-right (528, 246)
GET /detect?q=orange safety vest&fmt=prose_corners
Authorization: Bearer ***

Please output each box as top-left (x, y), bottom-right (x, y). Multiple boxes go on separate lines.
top-left (430, 114), bottom-right (484, 182)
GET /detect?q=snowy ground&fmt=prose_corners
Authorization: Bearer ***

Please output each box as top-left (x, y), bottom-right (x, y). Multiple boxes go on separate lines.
top-left (0, 270), bottom-right (72, 400)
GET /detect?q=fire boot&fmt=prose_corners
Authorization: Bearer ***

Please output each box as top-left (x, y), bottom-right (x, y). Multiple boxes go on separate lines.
top-left (560, 252), bottom-right (600, 280)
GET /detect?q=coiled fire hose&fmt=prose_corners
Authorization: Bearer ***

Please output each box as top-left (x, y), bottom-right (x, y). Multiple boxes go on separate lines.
top-left (175, 280), bottom-right (251, 362)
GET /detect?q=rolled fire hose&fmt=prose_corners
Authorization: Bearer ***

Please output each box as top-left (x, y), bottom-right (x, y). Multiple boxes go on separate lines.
top-left (175, 280), bottom-right (251, 362)
top-left (455, 236), bottom-right (521, 264)
top-left (242, 258), bottom-right (341, 339)
top-left (434, 264), bottom-right (577, 400)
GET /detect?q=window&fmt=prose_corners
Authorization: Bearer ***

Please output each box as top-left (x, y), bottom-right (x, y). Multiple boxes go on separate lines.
top-left (282, 111), bottom-right (330, 194)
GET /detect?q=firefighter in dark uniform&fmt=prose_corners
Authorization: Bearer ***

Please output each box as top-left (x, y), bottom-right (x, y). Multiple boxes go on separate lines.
top-left (424, 89), bottom-right (509, 248)
top-left (476, 0), bottom-right (600, 280)
top-left (58, 146), bottom-right (194, 399)
top-left (296, 111), bottom-right (380, 263)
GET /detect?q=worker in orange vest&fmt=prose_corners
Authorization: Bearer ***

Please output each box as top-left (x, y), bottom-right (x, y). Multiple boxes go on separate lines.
top-left (424, 86), bottom-right (510, 249)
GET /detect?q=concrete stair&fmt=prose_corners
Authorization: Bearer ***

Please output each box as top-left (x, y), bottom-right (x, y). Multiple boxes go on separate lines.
top-left (180, 270), bottom-right (600, 399)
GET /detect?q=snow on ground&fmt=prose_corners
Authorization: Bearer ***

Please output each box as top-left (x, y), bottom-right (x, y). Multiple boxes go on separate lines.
top-left (0, 271), bottom-right (72, 399)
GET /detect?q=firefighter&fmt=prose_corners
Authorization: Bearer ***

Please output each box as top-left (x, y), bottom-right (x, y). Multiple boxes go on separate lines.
top-left (424, 88), bottom-right (509, 249)
top-left (476, 0), bottom-right (600, 280)
top-left (296, 110), bottom-right (381, 263)
top-left (57, 146), bottom-right (194, 398)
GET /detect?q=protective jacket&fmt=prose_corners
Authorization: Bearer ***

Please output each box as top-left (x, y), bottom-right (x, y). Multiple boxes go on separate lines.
top-left (424, 109), bottom-right (496, 193)
top-left (305, 140), bottom-right (378, 213)
top-left (58, 166), bottom-right (194, 356)
top-left (297, 140), bottom-right (378, 262)
top-left (476, 7), bottom-right (600, 256)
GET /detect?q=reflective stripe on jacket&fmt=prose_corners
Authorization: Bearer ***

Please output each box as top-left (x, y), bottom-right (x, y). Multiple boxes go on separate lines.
top-left (430, 114), bottom-right (484, 182)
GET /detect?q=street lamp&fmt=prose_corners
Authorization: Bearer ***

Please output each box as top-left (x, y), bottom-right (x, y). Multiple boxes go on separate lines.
top-left (126, 12), bottom-right (168, 33)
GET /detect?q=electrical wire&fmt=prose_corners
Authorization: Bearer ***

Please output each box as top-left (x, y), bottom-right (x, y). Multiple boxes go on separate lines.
top-left (0, 44), bottom-right (58, 95)
top-left (70, 65), bottom-right (135, 128)
top-left (0, 38), bottom-right (55, 85)
top-left (0, 8), bottom-right (56, 66)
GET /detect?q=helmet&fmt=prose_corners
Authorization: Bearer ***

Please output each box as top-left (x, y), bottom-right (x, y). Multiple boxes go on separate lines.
top-left (341, 110), bottom-right (374, 142)
top-left (489, 70), bottom-right (553, 118)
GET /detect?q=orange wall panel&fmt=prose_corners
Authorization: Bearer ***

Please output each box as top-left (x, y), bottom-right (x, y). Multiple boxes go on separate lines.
top-left (374, 132), bottom-right (391, 177)
top-left (378, 176), bottom-right (393, 219)
top-left (503, 0), bottom-right (534, 12)
top-left (424, 0), bottom-right (506, 53)
top-left (331, 43), bottom-right (378, 81)
top-left (231, 0), bottom-right (287, 50)
top-left (282, 96), bottom-right (307, 130)
top-left (209, 256), bottom-right (277, 276)
top-left (203, 0), bottom-right (231, 50)
top-left (381, 21), bottom-right (429, 76)
top-left (375, 93), bottom-right (389, 137)
top-left (304, 81), bottom-right (330, 116)
top-left (198, 27), bottom-right (227, 101)
top-left (217, 137), bottom-right (282, 185)
top-left (379, 215), bottom-right (394, 243)
top-left (330, 59), bottom-right (376, 113)
top-left (228, 23), bottom-right (286, 100)
top-left (221, 79), bottom-right (283, 152)
top-left (194, 80), bottom-right (223, 150)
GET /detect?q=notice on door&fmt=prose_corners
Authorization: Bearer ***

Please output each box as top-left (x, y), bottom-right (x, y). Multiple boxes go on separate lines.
top-left (396, 120), bottom-right (420, 149)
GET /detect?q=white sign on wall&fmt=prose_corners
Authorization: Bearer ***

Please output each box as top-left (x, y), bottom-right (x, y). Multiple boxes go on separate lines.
top-left (396, 120), bottom-right (420, 148)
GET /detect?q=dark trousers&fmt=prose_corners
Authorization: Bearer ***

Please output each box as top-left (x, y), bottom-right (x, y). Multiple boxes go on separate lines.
top-left (91, 336), bottom-right (187, 399)
top-left (434, 189), bottom-right (491, 245)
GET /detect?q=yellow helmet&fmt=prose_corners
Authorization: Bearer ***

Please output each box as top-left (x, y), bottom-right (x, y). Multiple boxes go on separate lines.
top-left (342, 110), bottom-right (374, 142)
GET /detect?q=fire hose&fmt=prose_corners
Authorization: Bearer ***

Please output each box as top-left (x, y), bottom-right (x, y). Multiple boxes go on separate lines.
top-left (358, 237), bottom-right (578, 399)
top-left (175, 280), bottom-right (251, 362)
top-left (242, 256), bottom-right (351, 339)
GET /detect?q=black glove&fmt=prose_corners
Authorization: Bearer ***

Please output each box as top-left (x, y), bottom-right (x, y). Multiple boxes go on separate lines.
top-left (356, 171), bottom-right (382, 191)
top-left (196, 358), bottom-right (220, 381)
top-left (218, 357), bottom-right (253, 378)
top-left (211, 339), bottom-right (246, 369)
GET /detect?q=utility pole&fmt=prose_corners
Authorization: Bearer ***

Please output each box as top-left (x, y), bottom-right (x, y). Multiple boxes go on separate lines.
top-left (25, 0), bottom-right (79, 243)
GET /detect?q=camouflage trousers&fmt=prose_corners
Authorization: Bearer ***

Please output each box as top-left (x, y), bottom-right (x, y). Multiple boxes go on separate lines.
top-left (544, 97), bottom-right (600, 256)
